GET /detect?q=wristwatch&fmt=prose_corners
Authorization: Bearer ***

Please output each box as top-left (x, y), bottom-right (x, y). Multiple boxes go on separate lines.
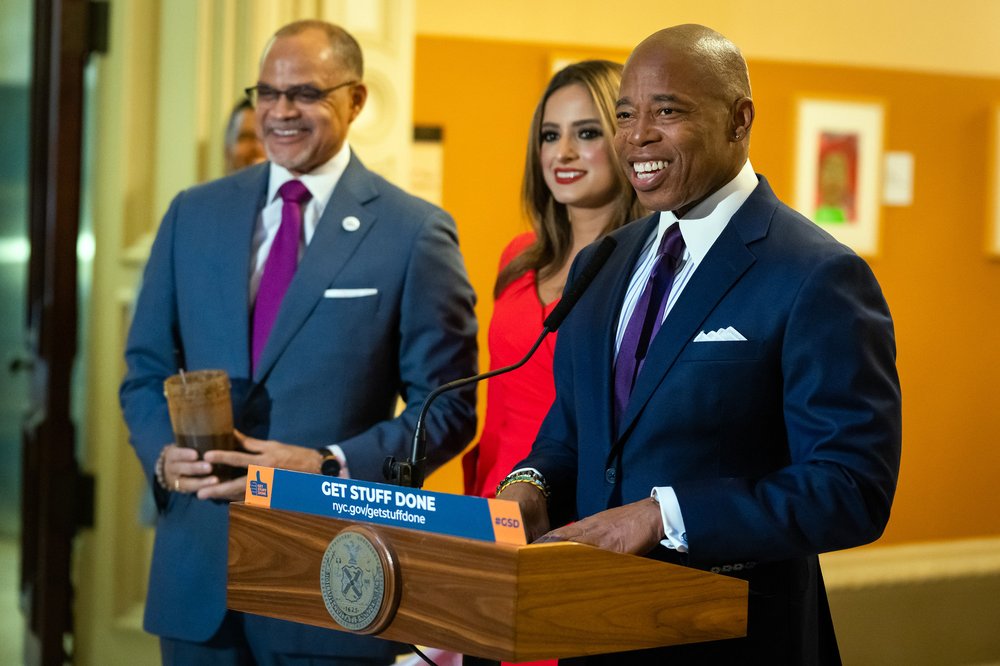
top-left (317, 447), bottom-right (342, 477)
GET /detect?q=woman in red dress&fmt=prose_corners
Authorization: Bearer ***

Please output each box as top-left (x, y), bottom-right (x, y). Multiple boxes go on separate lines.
top-left (464, 60), bottom-right (644, 504)
top-left (460, 59), bottom-right (644, 666)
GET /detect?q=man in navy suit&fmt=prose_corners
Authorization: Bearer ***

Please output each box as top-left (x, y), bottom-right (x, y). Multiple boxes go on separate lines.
top-left (497, 25), bottom-right (900, 664)
top-left (120, 20), bottom-right (477, 665)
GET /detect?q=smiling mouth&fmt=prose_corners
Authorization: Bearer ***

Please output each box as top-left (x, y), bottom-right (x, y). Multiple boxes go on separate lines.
top-left (269, 127), bottom-right (307, 139)
top-left (554, 169), bottom-right (585, 184)
top-left (632, 160), bottom-right (666, 181)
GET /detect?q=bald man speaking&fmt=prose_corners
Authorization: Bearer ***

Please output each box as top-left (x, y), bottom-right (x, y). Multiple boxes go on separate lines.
top-left (498, 25), bottom-right (900, 665)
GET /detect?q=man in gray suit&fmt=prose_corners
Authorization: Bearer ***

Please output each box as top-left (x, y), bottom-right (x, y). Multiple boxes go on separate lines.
top-left (120, 19), bottom-right (478, 665)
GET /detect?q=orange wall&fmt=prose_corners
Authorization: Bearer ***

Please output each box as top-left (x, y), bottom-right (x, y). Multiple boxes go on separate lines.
top-left (416, 36), bottom-right (1000, 547)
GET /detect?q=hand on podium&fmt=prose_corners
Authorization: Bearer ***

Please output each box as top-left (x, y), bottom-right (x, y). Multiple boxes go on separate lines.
top-left (495, 481), bottom-right (550, 543)
top-left (535, 497), bottom-right (665, 556)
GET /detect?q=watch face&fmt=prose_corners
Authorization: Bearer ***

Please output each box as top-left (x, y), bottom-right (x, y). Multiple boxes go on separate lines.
top-left (321, 454), bottom-right (342, 477)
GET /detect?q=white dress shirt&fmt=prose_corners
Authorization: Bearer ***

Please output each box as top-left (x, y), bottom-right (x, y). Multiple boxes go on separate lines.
top-left (249, 143), bottom-right (353, 475)
top-left (612, 160), bottom-right (759, 552)
top-left (248, 142), bottom-right (352, 304)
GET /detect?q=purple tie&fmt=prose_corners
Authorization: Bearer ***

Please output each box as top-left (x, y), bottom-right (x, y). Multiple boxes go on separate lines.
top-left (613, 224), bottom-right (685, 425)
top-left (252, 179), bottom-right (312, 369)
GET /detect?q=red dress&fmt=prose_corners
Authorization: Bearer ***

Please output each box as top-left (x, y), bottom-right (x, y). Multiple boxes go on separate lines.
top-left (465, 232), bottom-right (558, 499)
top-left (463, 233), bottom-right (557, 666)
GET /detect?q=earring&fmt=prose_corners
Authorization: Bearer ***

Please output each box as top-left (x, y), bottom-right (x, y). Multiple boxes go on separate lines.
top-left (734, 129), bottom-right (744, 141)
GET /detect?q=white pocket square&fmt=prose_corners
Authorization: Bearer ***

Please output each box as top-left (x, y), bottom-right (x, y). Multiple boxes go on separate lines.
top-left (323, 288), bottom-right (378, 298)
top-left (693, 326), bottom-right (747, 342)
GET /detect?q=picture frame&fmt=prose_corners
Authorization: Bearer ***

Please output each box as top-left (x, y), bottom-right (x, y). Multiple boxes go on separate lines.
top-left (794, 98), bottom-right (885, 256)
top-left (989, 105), bottom-right (1000, 257)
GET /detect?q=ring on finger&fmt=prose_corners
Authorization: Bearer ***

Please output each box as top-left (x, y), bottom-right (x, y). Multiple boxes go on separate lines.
top-left (174, 477), bottom-right (180, 492)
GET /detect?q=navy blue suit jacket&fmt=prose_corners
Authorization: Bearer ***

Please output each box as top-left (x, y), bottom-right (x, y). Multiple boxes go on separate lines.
top-left (521, 177), bottom-right (900, 664)
top-left (120, 155), bottom-right (478, 657)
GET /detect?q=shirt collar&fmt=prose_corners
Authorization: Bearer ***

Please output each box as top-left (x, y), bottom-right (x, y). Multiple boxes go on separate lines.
top-left (266, 141), bottom-right (352, 214)
top-left (656, 160), bottom-right (759, 266)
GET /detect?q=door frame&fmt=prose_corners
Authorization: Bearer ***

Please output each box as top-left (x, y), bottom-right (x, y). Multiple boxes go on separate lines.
top-left (22, 0), bottom-right (96, 663)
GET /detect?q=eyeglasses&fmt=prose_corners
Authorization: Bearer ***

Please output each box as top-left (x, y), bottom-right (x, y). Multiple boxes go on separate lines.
top-left (244, 80), bottom-right (358, 106)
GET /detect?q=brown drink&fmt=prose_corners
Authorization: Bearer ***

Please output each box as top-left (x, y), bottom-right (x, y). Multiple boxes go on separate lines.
top-left (163, 369), bottom-right (240, 481)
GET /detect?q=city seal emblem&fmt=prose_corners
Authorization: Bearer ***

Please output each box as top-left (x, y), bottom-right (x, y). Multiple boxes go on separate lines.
top-left (319, 526), bottom-right (399, 633)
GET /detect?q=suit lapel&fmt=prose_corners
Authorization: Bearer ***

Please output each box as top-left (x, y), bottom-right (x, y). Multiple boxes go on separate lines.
top-left (253, 156), bottom-right (379, 381)
top-left (616, 179), bottom-right (777, 439)
top-left (214, 166), bottom-right (267, 379)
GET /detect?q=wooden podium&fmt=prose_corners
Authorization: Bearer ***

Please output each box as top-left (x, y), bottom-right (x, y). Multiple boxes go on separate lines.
top-left (228, 501), bottom-right (748, 661)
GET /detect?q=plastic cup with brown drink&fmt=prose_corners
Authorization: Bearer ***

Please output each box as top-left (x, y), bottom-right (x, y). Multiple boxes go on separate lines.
top-left (163, 369), bottom-right (241, 481)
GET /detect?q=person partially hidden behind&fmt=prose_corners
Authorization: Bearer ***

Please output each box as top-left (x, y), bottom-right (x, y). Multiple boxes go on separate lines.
top-left (120, 19), bottom-right (478, 666)
top-left (496, 24), bottom-right (901, 665)
top-left (461, 59), bottom-right (643, 666)
top-left (463, 59), bottom-right (643, 500)
top-left (223, 98), bottom-right (265, 174)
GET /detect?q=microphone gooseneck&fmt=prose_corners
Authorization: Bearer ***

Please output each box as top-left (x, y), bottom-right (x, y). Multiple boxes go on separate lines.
top-left (542, 236), bottom-right (617, 331)
top-left (384, 236), bottom-right (617, 488)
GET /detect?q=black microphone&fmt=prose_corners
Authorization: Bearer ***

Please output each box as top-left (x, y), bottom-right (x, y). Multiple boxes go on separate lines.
top-left (383, 236), bottom-right (617, 488)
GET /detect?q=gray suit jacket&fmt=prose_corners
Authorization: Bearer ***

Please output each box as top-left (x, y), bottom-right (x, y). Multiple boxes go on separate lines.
top-left (120, 155), bottom-right (478, 656)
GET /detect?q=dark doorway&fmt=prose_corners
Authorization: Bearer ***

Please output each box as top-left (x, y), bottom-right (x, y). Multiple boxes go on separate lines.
top-left (18, 1), bottom-right (103, 664)
top-left (1, 0), bottom-right (35, 661)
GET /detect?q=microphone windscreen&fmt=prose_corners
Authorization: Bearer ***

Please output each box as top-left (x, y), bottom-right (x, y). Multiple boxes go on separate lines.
top-left (543, 236), bottom-right (617, 332)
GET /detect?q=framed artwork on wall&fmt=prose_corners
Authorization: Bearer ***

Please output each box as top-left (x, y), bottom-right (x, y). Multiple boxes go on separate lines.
top-left (989, 105), bottom-right (1000, 257)
top-left (794, 98), bottom-right (885, 256)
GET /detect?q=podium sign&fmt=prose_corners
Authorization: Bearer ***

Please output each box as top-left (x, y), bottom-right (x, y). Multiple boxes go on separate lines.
top-left (229, 474), bottom-right (749, 661)
top-left (244, 465), bottom-right (525, 545)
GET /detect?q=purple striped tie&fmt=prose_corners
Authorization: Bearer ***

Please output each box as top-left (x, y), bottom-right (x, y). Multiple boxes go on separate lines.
top-left (252, 179), bottom-right (312, 369)
top-left (613, 224), bottom-right (685, 426)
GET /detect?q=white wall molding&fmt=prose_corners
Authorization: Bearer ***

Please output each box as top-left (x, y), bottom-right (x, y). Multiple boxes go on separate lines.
top-left (824, 538), bottom-right (1000, 664)
top-left (822, 537), bottom-right (1000, 590)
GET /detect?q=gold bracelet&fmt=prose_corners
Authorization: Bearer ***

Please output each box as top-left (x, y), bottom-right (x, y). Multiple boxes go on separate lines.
top-left (496, 470), bottom-right (550, 498)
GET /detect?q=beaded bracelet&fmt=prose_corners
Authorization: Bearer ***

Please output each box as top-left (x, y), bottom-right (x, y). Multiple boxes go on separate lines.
top-left (154, 446), bottom-right (169, 490)
top-left (495, 469), bottom-right (551, 498)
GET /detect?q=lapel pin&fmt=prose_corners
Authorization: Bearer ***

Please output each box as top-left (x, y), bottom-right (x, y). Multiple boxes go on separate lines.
top-left (342, 216), bottom-right (361, 232)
